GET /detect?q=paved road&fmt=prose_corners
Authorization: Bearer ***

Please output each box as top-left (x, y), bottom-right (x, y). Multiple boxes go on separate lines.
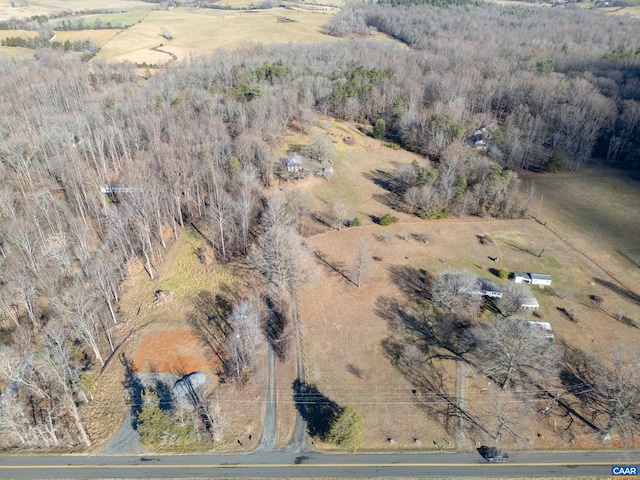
top-left (0, 451), bottom-right (636, 478)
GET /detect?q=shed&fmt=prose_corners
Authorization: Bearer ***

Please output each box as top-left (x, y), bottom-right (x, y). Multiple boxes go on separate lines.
top-left (286, 154), bottom-right (303, 173)
top-left (521, 297), bottom-right (539, 310)
top-left (529, 273), bottom-right (552, 286)
top-left (528, 321), bottom-right (554, 339)
top-left (513, 272), bottom-right (531, 284)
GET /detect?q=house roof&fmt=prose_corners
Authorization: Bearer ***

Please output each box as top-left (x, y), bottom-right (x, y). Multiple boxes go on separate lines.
top-left (513, 272), bottom-right (529, 279)
top-left (528, 321), bottom-right (554, 338)
top-left (287, 154), bottom-right (302, 166)
top-left (477, 277), bottom-right (502, 292)
top-left (521, 297), bottom-right (539, 307)
top-left (529, 273), bottom-right (552, 281)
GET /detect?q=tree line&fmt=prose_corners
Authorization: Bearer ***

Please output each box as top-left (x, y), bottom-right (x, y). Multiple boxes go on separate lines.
top-left (325, 2), bottom-right (640, 171)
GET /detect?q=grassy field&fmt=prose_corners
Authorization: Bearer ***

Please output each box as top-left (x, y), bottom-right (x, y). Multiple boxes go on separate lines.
top-left (0, 0), bottom-right (151, 21)
top-left (291, 120), bottom-right (640, 451)
top-left (93, 7), bottom-right (342, 64)
top-left (1, 3), bottom-right (400, 64)
top-left (50, 10), bottom-right (148, 28)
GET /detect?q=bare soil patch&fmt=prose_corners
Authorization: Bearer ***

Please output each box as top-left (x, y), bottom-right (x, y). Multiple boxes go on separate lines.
top-left (133, 329), bottom-right (219, 374)
top-left (86, 229), bottom-right (263, 451)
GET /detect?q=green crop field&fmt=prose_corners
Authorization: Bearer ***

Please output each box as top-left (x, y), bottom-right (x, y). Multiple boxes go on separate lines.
top-left (50, 10), bottom-right (148, 28)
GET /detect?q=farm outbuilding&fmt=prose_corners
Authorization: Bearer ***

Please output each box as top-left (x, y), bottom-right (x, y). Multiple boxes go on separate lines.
top-left (286, 154), bottom-right (303, 173)
top-left (513, 272), bottom-right (529, 283)
top-left (521, 297), bottom-right (539, 311)
top-left (528, 321), bottom-right (554, 339)
top-left (529, 273), bottom-right (552, 286)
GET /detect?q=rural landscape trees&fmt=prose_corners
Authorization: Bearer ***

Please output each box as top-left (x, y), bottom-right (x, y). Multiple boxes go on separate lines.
top-left (0, 0), bottom-right (638, 452)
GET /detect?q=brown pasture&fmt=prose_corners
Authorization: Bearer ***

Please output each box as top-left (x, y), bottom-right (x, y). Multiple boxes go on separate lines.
top-left (93, 8), bottom-right (342, 64)
top-left (291, 120), bottom-right (640, 450)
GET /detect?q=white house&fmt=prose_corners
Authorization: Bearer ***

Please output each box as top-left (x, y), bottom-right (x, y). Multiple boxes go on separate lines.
top-left (521, 297), bottom-right (539, 310)
top-left (513, 272), bottom-right (530, 284)
top-left (513, 272), bottom-right (552, 286)
top-left (529, 273), bottom-right (552, 286)
top-left (475, 277), bottom-right (503, 298)
top-left (286, 154), bottom-right (303, 173)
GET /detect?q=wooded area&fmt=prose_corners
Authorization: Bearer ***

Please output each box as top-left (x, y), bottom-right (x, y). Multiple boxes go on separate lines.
top-left (0, 0), bottom-right (638, 449)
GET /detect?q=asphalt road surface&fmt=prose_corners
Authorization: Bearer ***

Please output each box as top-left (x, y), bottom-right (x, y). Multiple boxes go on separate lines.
top-left (0, 450), bottom-right (637, 479)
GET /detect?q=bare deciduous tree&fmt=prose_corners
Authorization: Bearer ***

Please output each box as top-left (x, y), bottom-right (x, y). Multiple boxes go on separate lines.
top-left (353, 239), bottom-right (371, 288)
top-left (592, 348), bottom-right (640, 439)
top-left (470, 317), bottom-right (560, 390)
top-left (499, 282), bottom-right (533, 317)
top-left (224, 301), bottom-right (263, 385)
top-left (431, 269), bottom-right (482, 315)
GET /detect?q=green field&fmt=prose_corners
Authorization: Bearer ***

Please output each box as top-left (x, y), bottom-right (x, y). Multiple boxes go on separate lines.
top-left (0, 0), bottom-right (151, 21)
top-left (50, 11), bottom-right (148, 28)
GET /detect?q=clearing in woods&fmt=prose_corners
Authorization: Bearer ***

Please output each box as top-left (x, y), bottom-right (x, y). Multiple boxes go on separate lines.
top-left (293, 120), bottom-right (640, 451)
top-left (85, 229), bottom-right (265, 450)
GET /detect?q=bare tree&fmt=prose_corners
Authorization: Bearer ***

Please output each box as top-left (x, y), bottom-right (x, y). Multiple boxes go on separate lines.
top-left (353, 239), bottom-right (371, 288)
top-left (470, 317), bottom-right (560, 390)
top-left (592, 347), bottom-right (640, 440)
top-left (59, 282), bottom-right (106, 367)
top-left (209, 181), bottom-right (235, 261)
top-left (499, 282), bottom-right (533, 317)
top-left (224, 301), bottom-right (264, 385)
top-left (332, 202), bottom-right (348, 231)
top-left (430, 269), bottom-right (482, 315)
top-left (38, 322), bottom-right (92, 447)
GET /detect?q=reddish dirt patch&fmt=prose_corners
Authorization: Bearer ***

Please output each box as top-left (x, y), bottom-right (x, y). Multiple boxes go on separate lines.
top-left (133, 329), bottom-right (219, 374)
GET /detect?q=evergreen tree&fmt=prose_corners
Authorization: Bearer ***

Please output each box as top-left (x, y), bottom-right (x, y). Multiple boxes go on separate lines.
top-left (325, 405), bottom-right (365, 453)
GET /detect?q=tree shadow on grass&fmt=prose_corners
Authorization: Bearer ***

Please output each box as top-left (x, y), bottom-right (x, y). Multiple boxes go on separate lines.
top-left (314, 249), bottom-right (355, 286)
top-left (555, 341), bottom-right (604, 433)
top-left (293, 379), bottom-right (339, 439)
top-left (265, 295), bottom-right (292, 362)
top-left (375, 296), bottom-right (472, 360)
top-left (593, 277), bottom-right (640, 306)
top-left (380, 334), bottom-right (475, 437)
top-left (387, 264), bottom-right (433, 302)
top-left (121, 353), bottom-right (145, 429)
top-left (187, 290), bottom-right (234, 370)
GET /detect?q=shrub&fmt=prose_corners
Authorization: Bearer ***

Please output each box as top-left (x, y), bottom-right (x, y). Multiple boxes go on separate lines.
top-left (379, 212), bottom-right (398, 226)
top-left (498, 269), bottom-right (510, 279)
top-left (546, 148), bottom-right (566, 173)
top-left (373, 118), bottom-right (386, 139)
top-left (351, 217), bottom-right (362, 227)
top-left (428, 208), bottom-right (449, 220)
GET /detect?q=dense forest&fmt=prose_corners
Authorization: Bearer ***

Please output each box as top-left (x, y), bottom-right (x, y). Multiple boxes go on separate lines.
top-left (0, 0), bottom-right (639, 449)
